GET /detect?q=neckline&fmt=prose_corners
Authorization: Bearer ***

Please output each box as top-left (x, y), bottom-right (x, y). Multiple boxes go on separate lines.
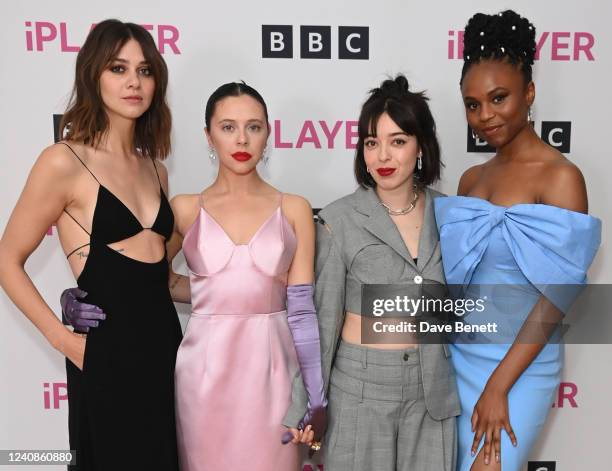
top-left (99, 183), bottom-right (165, 230)
top-left (448, 195), bottom-right (594, 217)
top-left (201, 205), bottom-right (283, 247)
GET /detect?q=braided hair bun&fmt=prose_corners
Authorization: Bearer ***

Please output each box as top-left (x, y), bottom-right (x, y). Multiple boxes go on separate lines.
top-left (461, 10), bottom-right (536, 84)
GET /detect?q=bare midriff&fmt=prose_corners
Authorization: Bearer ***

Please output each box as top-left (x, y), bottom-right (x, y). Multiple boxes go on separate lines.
top-left (341, 311), bottom-right (418, 350)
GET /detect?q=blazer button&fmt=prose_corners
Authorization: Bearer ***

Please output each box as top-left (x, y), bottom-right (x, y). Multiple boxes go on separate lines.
top-left (414, 275), bottom-right (423, 284)
top-left (403, 353), bottom-right (410, 361)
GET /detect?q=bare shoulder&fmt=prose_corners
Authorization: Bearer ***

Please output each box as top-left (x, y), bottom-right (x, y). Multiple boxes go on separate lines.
top-left (152, 159), bottom-right (169, 193)
top-left (539, 155), bottom-right (587, 212)
top-left (33, 142), bottom-right (83, 179)
top-left (281, 193), bottom-right (314, 223)
top-left (170, 193), bottom-right (201, 234)
top-left (457, 163), bottom-right (485, 196)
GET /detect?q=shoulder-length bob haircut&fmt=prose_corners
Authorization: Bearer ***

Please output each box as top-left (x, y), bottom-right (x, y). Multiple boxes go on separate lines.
top-left (60, 19), bottom-right (171, 160)
top-left (354, 75), bottom-right (442, 188)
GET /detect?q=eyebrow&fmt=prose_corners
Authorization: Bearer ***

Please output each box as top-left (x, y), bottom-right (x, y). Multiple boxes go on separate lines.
top-left (111, 58), bottom-right (150, 65)
top-left (366, 132), bottom-right (410, 138)
top-left (217, 118), bottom-right (265, 123)
top-left (464, 87), bottom-right (509, 101)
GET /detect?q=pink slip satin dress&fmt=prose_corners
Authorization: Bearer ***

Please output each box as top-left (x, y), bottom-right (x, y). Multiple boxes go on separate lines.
top-left (175, 196), bottom-right (300, 471)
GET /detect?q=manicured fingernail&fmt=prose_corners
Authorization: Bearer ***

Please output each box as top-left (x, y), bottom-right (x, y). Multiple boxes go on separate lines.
top-left (496, 454), bottom-right (500, 462)
top-left (471, 450), bottom-right (475, 457)
top-left (485, 457), bottom-right (489, 465)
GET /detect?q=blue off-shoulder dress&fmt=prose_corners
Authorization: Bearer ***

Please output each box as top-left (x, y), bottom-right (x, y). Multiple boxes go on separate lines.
top-left (433, 196), bottom-right (601, 471)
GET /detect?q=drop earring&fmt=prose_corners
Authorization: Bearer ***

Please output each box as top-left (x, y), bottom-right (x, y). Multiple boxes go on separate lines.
top-left (209, 147), bottom-right (216, 161)
top-left (417, 152), bottom-right (423, 171)
top-left (528, 107), bottom-right (533, 123)
top-left (262, 146), bottom-right (269, 164)
top-left (471, 129), bottom-right (478, 140)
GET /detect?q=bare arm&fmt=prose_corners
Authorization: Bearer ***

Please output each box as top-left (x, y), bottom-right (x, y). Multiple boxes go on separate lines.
top-left (0, 144), bottom-right (85, 366)
top-left (166, 194), bottom-right (194, 304)
top-left (285, 195), bottom-right (315, 285)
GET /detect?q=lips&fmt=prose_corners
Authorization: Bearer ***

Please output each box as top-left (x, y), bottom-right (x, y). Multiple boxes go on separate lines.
top-left (231, 152), bottom-right (252, 162)
top-left (122, 96), bottom-right (143, 103)
top-left (481, 124), bottom-right (503, 137)
top-left (376, 167), bottom-right (396, 177)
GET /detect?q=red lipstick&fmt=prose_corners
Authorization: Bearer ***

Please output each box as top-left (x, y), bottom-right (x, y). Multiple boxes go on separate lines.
top-left (231, 152), bottom-right (252, 162)
top-left (376, 167), bottom-right (396, 177)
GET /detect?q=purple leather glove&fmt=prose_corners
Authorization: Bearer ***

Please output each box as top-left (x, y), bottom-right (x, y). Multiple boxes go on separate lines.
top-left (60, 287), bottom-right (106, 333)
top-left (281, 284), bottom-right (327, 447)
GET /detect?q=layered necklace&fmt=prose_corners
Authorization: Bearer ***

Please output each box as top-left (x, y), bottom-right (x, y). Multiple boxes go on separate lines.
top-left (380, 183), bottom-right (419, 216)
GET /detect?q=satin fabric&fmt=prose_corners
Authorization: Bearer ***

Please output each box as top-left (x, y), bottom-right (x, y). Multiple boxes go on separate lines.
top-left (175, 201), bottom-right (300, 471)
top-left (434, 196), bottom-right (601, 471)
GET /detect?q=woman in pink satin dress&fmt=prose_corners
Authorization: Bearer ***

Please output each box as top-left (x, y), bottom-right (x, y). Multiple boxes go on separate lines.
top-left (166, 82), bottom-right (326, 470)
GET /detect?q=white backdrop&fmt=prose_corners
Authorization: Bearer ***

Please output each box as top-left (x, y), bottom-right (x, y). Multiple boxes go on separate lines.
top-left (1, 1), bottom-right (610, 470)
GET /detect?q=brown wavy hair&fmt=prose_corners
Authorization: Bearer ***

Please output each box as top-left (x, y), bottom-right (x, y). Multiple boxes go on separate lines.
top-left (60, 19), bottom-right (171, 160)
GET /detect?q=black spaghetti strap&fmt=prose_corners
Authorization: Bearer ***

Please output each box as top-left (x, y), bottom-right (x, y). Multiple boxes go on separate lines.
top-left (150, 157), bottom-right (162, 187)
top-left (66, 243), bottom-right (91, 259)
top-left (59, 142), bottom-right (101, 184)
top-left (63, 209), bottom-right (91, 235)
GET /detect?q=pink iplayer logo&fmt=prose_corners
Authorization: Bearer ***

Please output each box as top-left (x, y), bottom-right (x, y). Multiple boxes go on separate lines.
top-left (448, 30), bottom-right (595, 61)
top-left (25, 22), bottom-right (181, 54)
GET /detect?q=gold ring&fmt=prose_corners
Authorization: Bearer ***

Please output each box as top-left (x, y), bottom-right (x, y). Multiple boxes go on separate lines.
top-left (310, 441), bottom-right (321, 451)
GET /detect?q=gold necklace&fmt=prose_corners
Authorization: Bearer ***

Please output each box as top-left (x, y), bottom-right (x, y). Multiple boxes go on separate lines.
top-left (380, 184), bottom-right (419, 216)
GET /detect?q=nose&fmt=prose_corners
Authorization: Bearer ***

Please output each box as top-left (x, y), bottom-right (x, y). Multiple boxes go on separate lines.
top-left (479, 102), bottom-right (495, 122)
top-left (378, 143), bottom-right (392, 162)
top-left (237, 126), bottom-right (248, 146)
top-left (126, 69), bottom-right (141, 89)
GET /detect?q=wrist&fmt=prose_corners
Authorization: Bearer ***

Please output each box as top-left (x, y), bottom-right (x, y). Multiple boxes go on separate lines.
top-left (47, 326), bottom-right (71, 353)
top-left (484, 376), bottom-right (511, 395)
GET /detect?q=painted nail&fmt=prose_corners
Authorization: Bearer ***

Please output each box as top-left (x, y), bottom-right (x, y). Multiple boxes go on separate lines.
top-left (496, 454), bottom-right (500, 462)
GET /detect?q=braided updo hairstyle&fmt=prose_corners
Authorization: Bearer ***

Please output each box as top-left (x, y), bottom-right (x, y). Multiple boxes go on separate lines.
top-left (461, 10), bottom-right (536, 85)
top-left (354, 75), bottom-right (442, 187)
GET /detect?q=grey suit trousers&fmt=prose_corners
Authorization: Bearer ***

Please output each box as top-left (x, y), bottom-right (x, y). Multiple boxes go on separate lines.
top-left (324, 341), bottom-right (457, 471)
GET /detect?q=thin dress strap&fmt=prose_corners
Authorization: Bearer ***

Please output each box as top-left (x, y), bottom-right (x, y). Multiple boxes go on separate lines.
top-left (59, 142), bottom-right (97, 258)
top-left (59, 142), bottom-right (101, 184)
top-left (150, 157), bottom-right (163, 187)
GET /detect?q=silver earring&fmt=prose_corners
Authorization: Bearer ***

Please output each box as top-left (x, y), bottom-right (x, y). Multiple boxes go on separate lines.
top-left (471, 129), bottom-right (478, 140)
top-left (208, 147), bottom-right (216, 161)
top-left (366, 167), bottom-right (371, 174)
top-left (527, 107), bottom-right (533, 123)
top-left (417, 153), bottom-right (423, 171)
top-left (262, 146), bottom-right (269, 164)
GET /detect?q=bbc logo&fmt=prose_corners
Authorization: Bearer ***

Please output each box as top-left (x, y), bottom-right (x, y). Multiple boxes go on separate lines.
top-left (467, 122), bottom-right (572, 153)
top-left (261, 25), bottom-right (369, 59)
top-left (527, 461), bottom-right (556, 471)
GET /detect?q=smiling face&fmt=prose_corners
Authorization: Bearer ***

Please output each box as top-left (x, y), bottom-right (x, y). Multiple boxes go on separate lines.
top-left (205, 94), bottom-right (270, 174)
top-left (363, 112), bottom-right (420, 191)
top-left (99, 38), bottom-right (155, 122)
top-left (461, 58), bottom-right (535, 149)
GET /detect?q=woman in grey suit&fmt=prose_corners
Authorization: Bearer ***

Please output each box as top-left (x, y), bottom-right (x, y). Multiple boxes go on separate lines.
top-left (284, 75), bottom-right (460, 470)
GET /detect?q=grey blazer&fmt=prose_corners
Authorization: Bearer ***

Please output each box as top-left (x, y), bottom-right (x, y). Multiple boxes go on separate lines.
top-left (283, 186), bottom-right (460, 427)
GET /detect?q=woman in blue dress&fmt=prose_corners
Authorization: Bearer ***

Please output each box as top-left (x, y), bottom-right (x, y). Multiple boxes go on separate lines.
top-left (434, 10), bottom-right (601, 471)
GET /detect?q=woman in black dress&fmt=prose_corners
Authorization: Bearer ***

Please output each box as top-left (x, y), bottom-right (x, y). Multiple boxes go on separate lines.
top-left (0, 20), bottom-right (181, 470)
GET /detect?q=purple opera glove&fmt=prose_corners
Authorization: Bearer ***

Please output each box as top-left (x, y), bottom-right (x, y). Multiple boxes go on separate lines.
top-left (281, 283), bottom-right (328, 446)
top-left (60, 287), bottom-right (106, 333)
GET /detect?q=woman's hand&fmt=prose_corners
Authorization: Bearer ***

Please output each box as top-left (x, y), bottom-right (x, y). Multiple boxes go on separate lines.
top-left (59, 331), bottom-right (87, 370)
top-left (471, 383), bottom-right (517, 465)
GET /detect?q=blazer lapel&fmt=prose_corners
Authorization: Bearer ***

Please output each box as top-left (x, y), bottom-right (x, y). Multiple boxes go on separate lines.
top-left (417, 187), bottom-right (438, 271)
top-left (355, 187), bottom-right (416, 267)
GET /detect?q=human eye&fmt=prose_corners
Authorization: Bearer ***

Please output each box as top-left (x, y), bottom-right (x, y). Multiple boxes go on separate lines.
top-left (138, 67), bottom-right (152, 76)
top-left (492, 94), bottom-right (507, 104)
top-left (109, 64), bottom-right (125, 73)
top-left (393, 138), bottom-right (407, 146)
top-left (464, 101), bottom-right (478, 111)
top-left (364, 139), bottom-right (377, 148)
top-left (249, 124), bottom-right (262, 132)
top-left (221, 123), bottom-right (234, 132)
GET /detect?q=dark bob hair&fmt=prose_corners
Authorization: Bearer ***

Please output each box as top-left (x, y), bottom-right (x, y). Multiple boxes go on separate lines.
top-left (354, 75), bottom-right (442, 188)
top-left (60, 19), bottom-right (172, 160)
top-left (205, 81), bottom-right (269, 129)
